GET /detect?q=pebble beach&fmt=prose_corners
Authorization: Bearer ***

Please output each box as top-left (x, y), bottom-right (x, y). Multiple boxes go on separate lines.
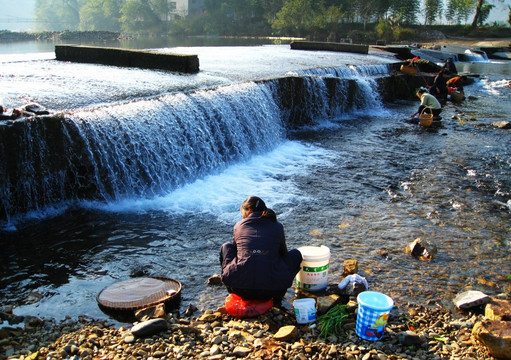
top-left (1, 294), bottom-right (505, 360)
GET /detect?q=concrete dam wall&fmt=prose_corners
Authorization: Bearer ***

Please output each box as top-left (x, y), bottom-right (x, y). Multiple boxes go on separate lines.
top-left (55, 45), bottom-right (200, 73)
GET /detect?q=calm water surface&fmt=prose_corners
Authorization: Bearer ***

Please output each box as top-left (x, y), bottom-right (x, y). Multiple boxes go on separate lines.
top-left (0, 39), bottom-right (510, 323)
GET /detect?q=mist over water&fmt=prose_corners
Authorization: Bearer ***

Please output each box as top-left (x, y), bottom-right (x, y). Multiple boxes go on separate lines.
top-left (0, 40), bottom-right (510, 323)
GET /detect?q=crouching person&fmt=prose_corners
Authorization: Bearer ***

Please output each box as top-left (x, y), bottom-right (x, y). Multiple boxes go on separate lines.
top-left (220, 196), bottom-right (302, 306)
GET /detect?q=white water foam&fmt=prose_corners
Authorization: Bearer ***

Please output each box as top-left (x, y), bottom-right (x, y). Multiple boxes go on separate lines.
top-left (82, 140), bottom-right (334, 224)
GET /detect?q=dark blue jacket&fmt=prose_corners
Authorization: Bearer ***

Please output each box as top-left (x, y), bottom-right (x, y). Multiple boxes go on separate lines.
top-left (221, 212), bottom-right (297, 291)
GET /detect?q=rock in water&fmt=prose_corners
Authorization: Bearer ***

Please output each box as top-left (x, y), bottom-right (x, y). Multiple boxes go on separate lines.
top-left (21, 103), bottom-right (50, 115)
top-left (405, 238), bottom-right (437, 260)
top-left (492, 121), bottom-right (511, 129)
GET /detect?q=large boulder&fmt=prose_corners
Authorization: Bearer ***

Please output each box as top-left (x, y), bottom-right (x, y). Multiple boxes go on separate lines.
top-left (472, 319), bottom-right (511, 359)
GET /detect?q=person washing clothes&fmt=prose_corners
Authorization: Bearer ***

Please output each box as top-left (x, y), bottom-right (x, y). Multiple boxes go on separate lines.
top-left (429, 69), bottom-right (450, 104)
top-left (410, 87), bottom-right (442, 119)
top-left (0, 101), bottom-right (22, 120)
top-left (443, 57), bottom-right (457, 75)
top-left (219, 196), bottom-right (302, 305)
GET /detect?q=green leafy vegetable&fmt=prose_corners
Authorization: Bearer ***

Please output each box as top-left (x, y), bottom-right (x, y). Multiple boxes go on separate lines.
top-left (317, 304), bottom-right (349, 338)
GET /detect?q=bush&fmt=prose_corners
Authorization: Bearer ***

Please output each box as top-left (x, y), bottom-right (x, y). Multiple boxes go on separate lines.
top-left (375, 21), bottom-right (393, 41)
top-left (394, 27), bottom-right (417, 41)
top-left (347, 30), bottom-right (375, 44)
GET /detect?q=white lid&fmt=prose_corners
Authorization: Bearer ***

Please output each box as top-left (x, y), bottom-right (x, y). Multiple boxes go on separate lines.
top-left (298, 245), bottom-right (330, 260)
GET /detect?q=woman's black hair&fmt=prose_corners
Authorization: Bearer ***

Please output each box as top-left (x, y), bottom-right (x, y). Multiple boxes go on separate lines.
top-left (241, 196), bottom-right (277, 222)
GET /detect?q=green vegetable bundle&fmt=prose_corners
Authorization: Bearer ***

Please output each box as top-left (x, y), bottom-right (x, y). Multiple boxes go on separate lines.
top-left (317, 303), bottom-right (349, 338)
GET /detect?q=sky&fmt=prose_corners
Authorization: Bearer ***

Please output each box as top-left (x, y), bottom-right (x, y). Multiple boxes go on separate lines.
top-left (0, 0), bottom-right (35, 31)
top-left (0, 0), bottom-right (509, 32)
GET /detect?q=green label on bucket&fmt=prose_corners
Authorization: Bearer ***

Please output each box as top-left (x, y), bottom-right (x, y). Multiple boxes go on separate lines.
top-left (303, 264), bottom-right (329, 272)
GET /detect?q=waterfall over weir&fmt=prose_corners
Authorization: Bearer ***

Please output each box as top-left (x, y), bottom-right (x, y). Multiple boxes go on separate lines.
top-left (0, 64), bottom-right (390, 225)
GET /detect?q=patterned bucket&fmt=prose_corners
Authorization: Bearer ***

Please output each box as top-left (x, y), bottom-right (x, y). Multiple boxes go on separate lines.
top-left (356, 291), bottom-right (394, 341)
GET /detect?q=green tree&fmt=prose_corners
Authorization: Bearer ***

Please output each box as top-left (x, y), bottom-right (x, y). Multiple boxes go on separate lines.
top-left (389, 0), bottom-right (420, 24)
top-left (424, 0), bottom-right (443, 24)
top-left (372, 0), bottom-right (392, 21)
top-left (119, 0), bottom-right (164, 34)
top-left (61, 0), bottom-right (82, 28)
top-left (35, 0), bottom-right (59, 30)
top-left (355, 0), bottom-right (380, 27)
top-left (470, 0), bottom-right (501, 26)
top-left (271, 0), bottom-right (317, 36)
top-left (35, 0), bottom-right (83, 30)
top-left (262, 0), bottom-right (285, 22)
top-left (446, 0), bottom-right (476, 24)
top-left (79, 0), bottom-right (122, 31)
top-left (508, 5), bottom-right (511, 26)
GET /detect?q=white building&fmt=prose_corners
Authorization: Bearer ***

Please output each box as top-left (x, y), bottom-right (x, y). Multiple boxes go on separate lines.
top-left (171, 0), bottom-right (204, 18)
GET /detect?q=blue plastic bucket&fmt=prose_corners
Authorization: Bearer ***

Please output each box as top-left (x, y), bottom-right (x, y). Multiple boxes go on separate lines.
top-left (356, 291), bottom-right (394, 341)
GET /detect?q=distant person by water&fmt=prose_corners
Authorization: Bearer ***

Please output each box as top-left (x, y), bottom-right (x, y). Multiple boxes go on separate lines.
top-left (447, 75), bottom-right (467, 90)
top-left (219, 196), bottom-right (302, 305)
top-left (0, 103), bottom-right (21, 120)
top-left (429, 70), bottom-right (450, 104)
top-left (410, 87), bottom-right (442, 119)
top-left (443, 57), bottom-right (457, 75)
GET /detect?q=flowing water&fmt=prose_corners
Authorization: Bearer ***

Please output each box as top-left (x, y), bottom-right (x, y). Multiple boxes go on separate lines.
top-left (0, 38), bottom-right (510, 324)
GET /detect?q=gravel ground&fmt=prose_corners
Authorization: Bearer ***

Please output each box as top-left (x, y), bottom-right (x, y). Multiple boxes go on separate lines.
top-left (1, 298), bottom-right (499, 360)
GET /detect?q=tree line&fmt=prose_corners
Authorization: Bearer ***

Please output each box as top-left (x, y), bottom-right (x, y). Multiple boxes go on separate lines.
top-left (34, 0), bottom-right (509, 41)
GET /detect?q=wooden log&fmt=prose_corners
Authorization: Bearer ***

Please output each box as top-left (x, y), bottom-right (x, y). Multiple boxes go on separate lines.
top-left (55, 45), bottom-right (199, 73)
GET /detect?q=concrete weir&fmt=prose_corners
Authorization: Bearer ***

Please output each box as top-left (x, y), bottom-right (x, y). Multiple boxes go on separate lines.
top-left (290, 41), bottom-right (369, 55)
top-left (55, 45), bottom-right (200, 73)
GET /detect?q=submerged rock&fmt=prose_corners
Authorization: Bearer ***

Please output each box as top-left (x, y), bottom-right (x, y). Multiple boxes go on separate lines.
top-left (21, 103), bottom-right (50, 115)
top-left (492, 120), bottom-right (511, 129)
top-left (405, 238), bottom-right (437, 260)
top-left (343, 259), bottom-right (358, 275)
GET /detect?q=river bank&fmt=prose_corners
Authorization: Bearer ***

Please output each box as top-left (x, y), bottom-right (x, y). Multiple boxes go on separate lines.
top-left (1, 292), bottom-right (506, 360)
top-left (0, 29), bottom-right (509, 46)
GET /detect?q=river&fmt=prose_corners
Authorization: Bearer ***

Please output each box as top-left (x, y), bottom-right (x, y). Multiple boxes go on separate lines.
top-left (0, 37), bottom-right (510, 324)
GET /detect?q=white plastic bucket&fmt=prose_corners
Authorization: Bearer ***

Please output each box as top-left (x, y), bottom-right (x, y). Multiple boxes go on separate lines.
top-left (356, 291), bottom-right (394, 341)
top-left (293, 298), bottom-right (316, 324)
top-left (295, 245), bottom-right (330, 291)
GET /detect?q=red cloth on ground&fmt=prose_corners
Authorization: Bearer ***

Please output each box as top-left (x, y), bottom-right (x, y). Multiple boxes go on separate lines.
top-left (224, 293), bottom-right (273, 318)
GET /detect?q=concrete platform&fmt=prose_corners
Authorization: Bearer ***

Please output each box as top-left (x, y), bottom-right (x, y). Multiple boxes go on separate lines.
top-left (290, 41), bottom-right (369, 54)
top-left (55, 45), bottom-right (199, 73)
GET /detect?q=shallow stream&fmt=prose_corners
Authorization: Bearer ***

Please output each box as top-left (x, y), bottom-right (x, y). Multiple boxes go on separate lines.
top-left (0, 40), bottom-right (510, 323)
